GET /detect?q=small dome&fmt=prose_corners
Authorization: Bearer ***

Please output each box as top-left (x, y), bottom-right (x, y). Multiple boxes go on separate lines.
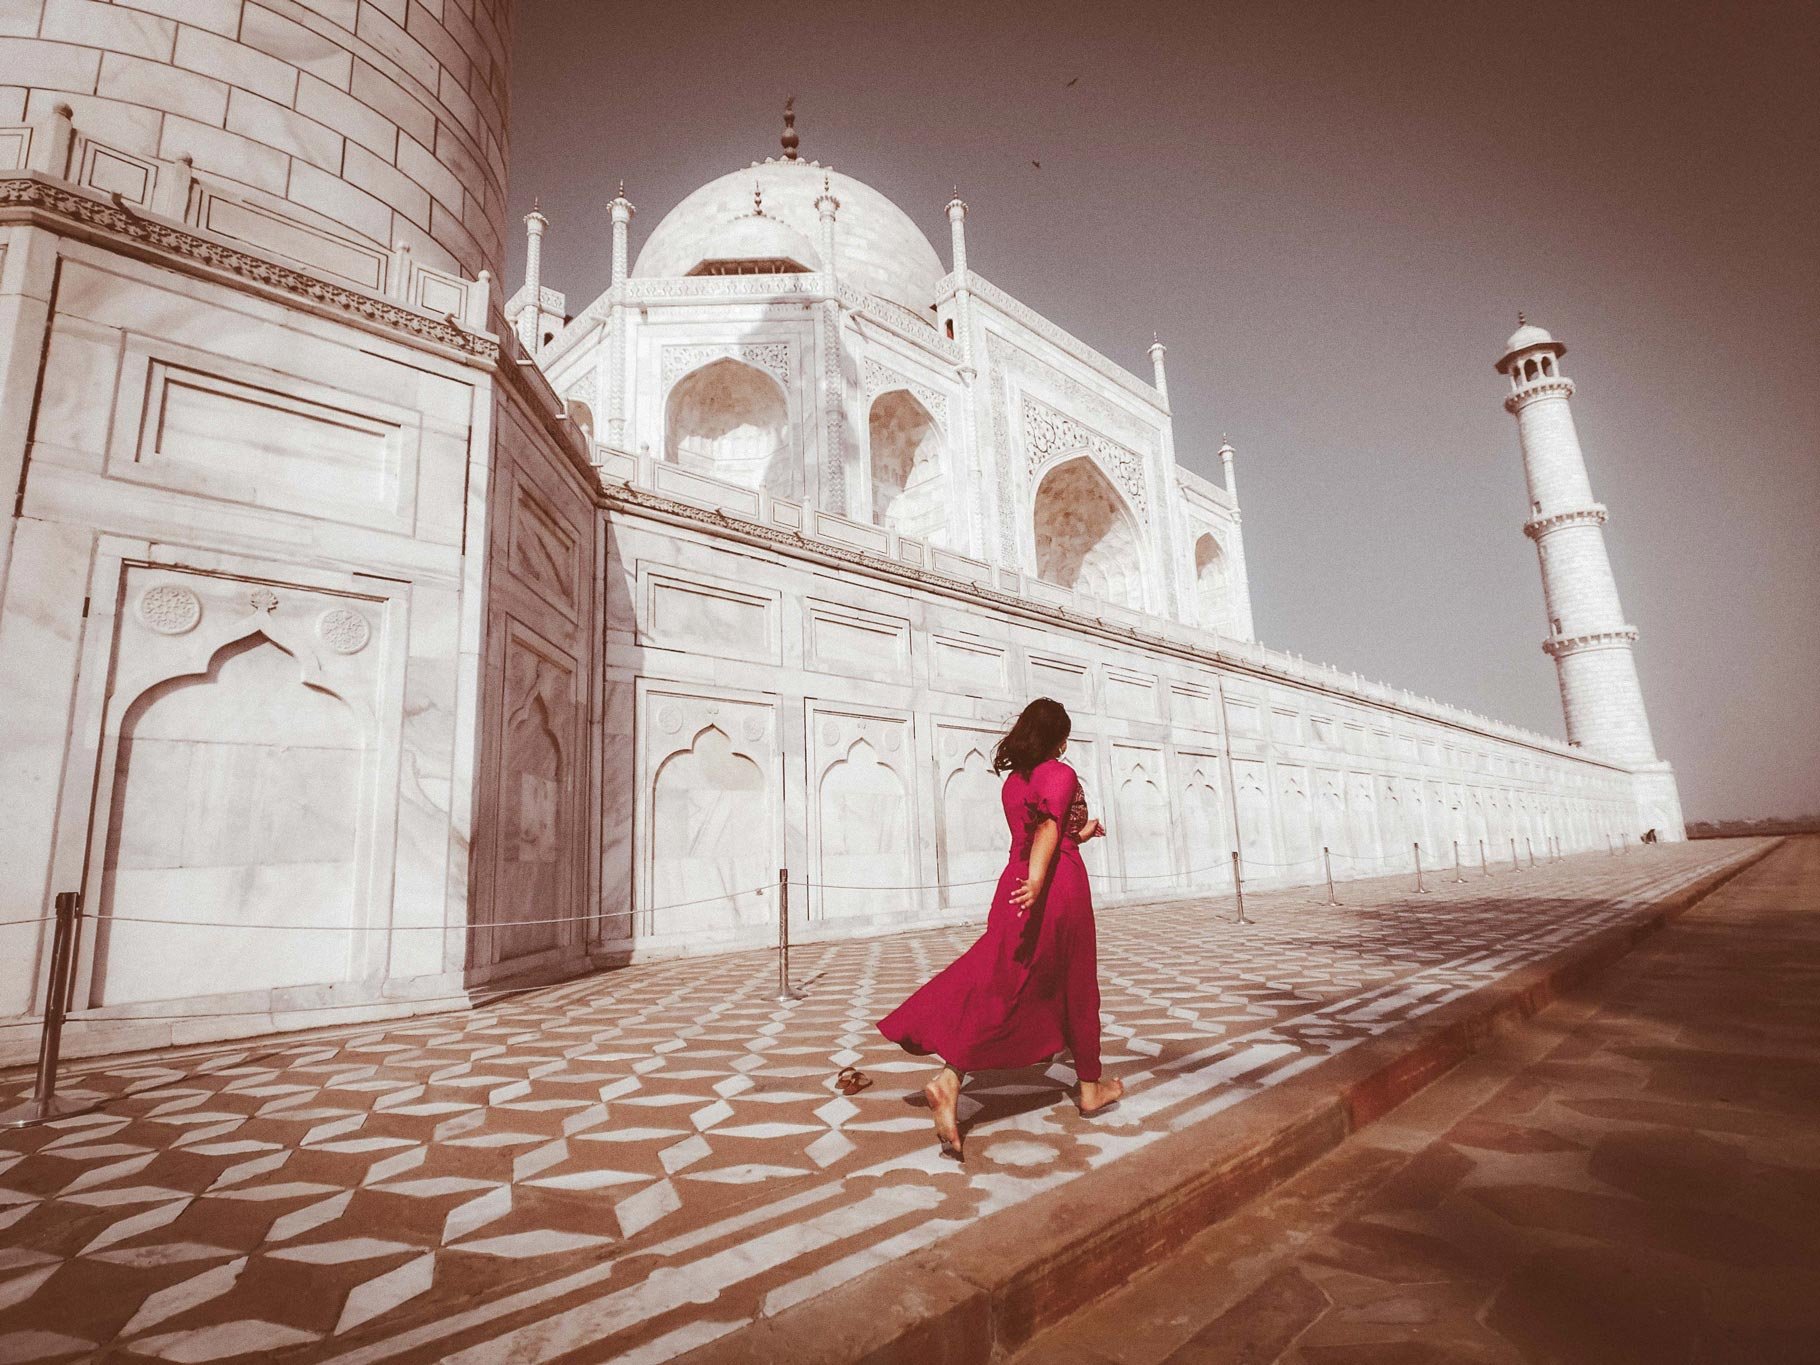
top-left (633, 159), bottom-right (945, 313)
top-left (1505, 320), bottom-right (1555, 352)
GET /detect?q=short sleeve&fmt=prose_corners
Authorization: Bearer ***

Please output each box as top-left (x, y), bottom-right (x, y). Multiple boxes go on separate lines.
top-left (1024, 761), bottom-right (1080, 827)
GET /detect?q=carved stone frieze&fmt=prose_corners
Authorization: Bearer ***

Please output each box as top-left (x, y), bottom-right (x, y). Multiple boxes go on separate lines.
top-left (659, 342), bottom-right (792, 392)
top-left (1020, 394), bottom-right (1149, 517)
top-left (0, 176), bottom-right (494, 360)
top-left (862, 357), bottom-right (949, 427)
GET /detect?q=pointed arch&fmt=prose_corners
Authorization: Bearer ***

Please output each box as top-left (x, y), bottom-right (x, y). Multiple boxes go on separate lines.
top-left (664, 357), bottom-right (793, 497)
top-left (867, 388), bottom-right (948, 543)
top-left (93, 632), bottom-right (363, 1006)
top-left (1032, 455), bottom-right (1146, 609)
top-left (1193, 532), bottom-right (1229, 632)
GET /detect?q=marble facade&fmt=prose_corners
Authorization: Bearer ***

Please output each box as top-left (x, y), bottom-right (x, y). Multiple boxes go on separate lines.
top-left (0, 1), bottom-right (1681, 1061)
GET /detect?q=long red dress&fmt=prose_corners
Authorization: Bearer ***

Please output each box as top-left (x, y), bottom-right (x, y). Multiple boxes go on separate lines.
top-left (877, 758), bottom-right (1103, 1082)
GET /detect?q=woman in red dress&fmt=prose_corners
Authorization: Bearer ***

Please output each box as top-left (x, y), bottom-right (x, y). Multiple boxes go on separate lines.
top-left (877, 698), bottom-right (1124, 1159)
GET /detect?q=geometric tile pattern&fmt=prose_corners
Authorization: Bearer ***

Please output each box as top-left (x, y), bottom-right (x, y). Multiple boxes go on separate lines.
top-left (0, 843), bottom-right (1761, 1364)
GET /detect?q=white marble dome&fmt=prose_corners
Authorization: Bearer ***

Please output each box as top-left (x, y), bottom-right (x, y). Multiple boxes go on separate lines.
top-left (633, 159), bottom-right (946, 313)
top-left (1504, 320), bottom-right (1556, 353)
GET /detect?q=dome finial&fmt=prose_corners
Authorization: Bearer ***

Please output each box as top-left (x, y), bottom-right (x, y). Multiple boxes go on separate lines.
top-left (781, 95), bottom-right (799, 160)
top-left (753, 179), bottom-right (763, 216)
top-left (1517, 310), bottom-right (1527, 326)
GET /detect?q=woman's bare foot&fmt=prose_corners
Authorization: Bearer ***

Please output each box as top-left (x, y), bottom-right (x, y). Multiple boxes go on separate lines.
top-left (924, 1065), bottom-right (963, 1159)
top-left (1077, 1076), bottom-right (1124, 1116)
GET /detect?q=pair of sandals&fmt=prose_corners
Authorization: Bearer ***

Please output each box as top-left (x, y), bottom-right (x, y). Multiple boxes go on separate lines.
top-left (834, 1066), bottom-right (873, 1096)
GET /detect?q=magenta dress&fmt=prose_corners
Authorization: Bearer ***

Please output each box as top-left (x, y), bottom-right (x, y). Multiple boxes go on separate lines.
top-left (878, 758), bottom-right (1103, 1082)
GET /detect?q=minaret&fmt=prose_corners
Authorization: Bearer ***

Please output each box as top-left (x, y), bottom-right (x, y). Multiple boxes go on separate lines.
top-left (945, 193), bottom-right (975, 372)
top-left (1218, 435), bottom-right (1237, 500)
top-left (1496, 316), bottom-right (1659, 766)
top-left (1148, 336), bottom-right (1169, 405)
top-left (814, 174), bottom-right (840, 274)
top-left (517, 199), bottom-right (547, 351)
top-left (606, 182), bottom-right (634, 450)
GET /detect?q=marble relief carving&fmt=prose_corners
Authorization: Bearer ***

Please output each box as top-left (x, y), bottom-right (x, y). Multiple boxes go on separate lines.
top-left (810, 708), bottom-right (915, 918)
top-left (486, 636), bottom-right (575, 965)
top-left (641, 689), bottom-right (778, 938)
top-left (935, 725), bottom-right (1008, 906)
top-left (1175, 751), bottom-right (1232, 888)
top-left (88, 566), bottom-right (386, 1007)
top-left (1111, 745), bottom-right (1171, 887)
top-left (660, 342), bottom-right (792, 391)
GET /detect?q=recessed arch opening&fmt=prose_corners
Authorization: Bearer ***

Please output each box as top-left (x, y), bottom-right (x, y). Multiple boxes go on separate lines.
top-left (867, 388), bottom-right (948, 543)
top-left (1031, 456), bottom-right (1145, 609)
top-left (664, 358), bottom-right (793, 497)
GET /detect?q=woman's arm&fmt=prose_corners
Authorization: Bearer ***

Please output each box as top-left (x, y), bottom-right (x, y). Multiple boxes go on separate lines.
top-left (1011, 818), bottom-right (1060, 910)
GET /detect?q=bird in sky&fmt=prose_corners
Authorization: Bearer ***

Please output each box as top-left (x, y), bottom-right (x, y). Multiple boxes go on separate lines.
top-left (1031, 159), bottom-right (1042, 169)
top-left (1065, 75), bottom-right (1079, 87)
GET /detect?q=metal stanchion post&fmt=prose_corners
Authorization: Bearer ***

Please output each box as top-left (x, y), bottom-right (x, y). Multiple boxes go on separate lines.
top-left (2, 891), bottom-right (88, 1130)
top-left (1413, 842), bottom-right (1429, 894)
top-left (1323, 846), bottom-right (1337, 905)
top-left (1453, 839), bottom-right (1466, 883)
top-left (1606, 832), bottom-right (1615, 856)
top-left (1621, 831), bottom-right (1630, 856)
top-left (1510, 836), bottom-right (1520, 871)
top-left (1526, 836), bottom-right (1535, 867)
top-left (1231, 850), bottom-right (1248, 925)
top-left (775, 867), bottom-right (801, 1003)
top-left (1479, 838), bottom-right (1489, 878)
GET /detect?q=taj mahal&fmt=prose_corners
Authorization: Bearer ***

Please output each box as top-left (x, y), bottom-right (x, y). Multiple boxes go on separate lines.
top-left (0, 1), bottom-right (1682, 1062)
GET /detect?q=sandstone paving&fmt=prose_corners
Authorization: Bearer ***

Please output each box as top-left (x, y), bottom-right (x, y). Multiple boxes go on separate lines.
top-left (0, 841), bottom-right (1766, 1365)
top-left (1011, 835), bottom-right (1819, 1365)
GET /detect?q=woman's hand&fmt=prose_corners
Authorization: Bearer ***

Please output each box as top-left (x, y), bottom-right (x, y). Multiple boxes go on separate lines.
top-left (1078, 818), bottom-right (1105, 842)
top-left (1009, 875), bottom-right (1043, 910)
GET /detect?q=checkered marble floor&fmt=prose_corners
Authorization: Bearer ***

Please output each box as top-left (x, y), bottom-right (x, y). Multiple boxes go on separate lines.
top-left (0, 842), bottom-right (1764, 1365)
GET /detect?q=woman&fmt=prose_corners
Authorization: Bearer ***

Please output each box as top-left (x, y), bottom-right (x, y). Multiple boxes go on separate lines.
top-left (877, 698), bottom-right (1123, 1159)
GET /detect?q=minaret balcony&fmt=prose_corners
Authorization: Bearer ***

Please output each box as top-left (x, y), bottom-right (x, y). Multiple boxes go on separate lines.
top-left (1523, 504), bottom-right (1608, 540)
top-left (1503, 376), bottom-right (1576, 413)
top-left (1542, 625), bottom-right (1640, 659)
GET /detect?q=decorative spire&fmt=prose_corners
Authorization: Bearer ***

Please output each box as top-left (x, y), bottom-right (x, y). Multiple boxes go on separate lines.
top-left (1517, 310), bottom-right (1527, 326)
top-left (781, 95), bottom-right (799, 160)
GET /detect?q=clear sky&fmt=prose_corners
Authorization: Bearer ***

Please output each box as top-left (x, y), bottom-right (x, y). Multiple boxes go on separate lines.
top-left (505, 0), bottom-right (1819, 821)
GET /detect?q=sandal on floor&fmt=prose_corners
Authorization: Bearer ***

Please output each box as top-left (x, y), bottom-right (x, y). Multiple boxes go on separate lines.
top-left (835, 1066), bottom-right (873, 1095)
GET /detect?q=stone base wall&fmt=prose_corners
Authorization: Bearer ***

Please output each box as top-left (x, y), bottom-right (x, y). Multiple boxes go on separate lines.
top-left (596, 480), bottom-right (1664, 961)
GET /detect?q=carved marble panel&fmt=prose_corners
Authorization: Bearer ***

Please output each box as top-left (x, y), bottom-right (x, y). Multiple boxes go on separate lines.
top-left (809, 706), bottom-right (916, 919)
top-left (1277, 763), bottom-right (1316, 869)
top-left (1232, 758), bottom-right (1275, 871)
top-left (1103, 667), bottom-right (1160, 721)
top-left (804, 597), bottom-right (911, 680)
top-left (1027, 651), bottom-right (1092, 707)
top-left (638, 686), bottom-right (779, 938)
top-left (931, 634), bottom-right (1010, 695)
top-left (1111, 743), bottom-right (1172, 887)
top-left (1174, 750), bottom-right (1232, 888)
top-left (483, 631), bottom-right (576, 965)
top-left (506, 483), bottom-right (581, 621)
top-left (934, 724), bottom-right (1007, 906)
top-left (85, 565), bottom-right (387, 1007)
top-left (638, 565), bottom-right (781, 665)
top-left (1346, 771), bottom-right (1379, 865)
top-left (1168, 681), bottom-right (1219, 734)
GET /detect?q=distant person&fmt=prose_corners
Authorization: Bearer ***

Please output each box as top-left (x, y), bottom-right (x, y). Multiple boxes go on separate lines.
top-left (878, 697), bottom-right (1121, 1160)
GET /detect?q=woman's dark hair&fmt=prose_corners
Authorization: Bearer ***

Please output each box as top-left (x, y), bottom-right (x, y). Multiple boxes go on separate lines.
top-left (993, 697), bottom-right (1071, 776)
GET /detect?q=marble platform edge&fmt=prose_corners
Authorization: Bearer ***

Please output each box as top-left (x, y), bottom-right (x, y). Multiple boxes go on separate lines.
top-left (665, 837), bottom-right (1783, 1365)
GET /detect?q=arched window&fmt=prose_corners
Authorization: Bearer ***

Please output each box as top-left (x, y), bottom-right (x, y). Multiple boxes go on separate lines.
top-left (1523, 358), bottom-right (1539, 381)
top-left (1032, 456), bottom-right (1144, 609)
top-left (664, 359), bottom-right (793, 497)
top-left (868, 389), bottom-right (947, 543)
top-left (1193, 532), bottom-right (1228, 632)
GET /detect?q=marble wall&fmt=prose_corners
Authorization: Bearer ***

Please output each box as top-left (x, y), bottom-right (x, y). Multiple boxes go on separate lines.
top-left (596, 481), bottom-right (1649, 960)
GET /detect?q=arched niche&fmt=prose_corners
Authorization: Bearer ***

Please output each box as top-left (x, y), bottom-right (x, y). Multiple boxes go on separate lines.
top-left (1031, 456), bottom-right (1145, 609)
top-left (868, 389), bottom-right (947, 543)
top-left (664, 358), bottom-right (792, 497)
top-left (816, 737), bottom-right (912, 916)
top-left (937, 745), bottom-right (1002, 904)
top-left (1193, 532), bottom-right (1229, 632)
top-left (93, 632), bottom-right (362, 1006)
top-left (650, 724), bottom-right (770, 930)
